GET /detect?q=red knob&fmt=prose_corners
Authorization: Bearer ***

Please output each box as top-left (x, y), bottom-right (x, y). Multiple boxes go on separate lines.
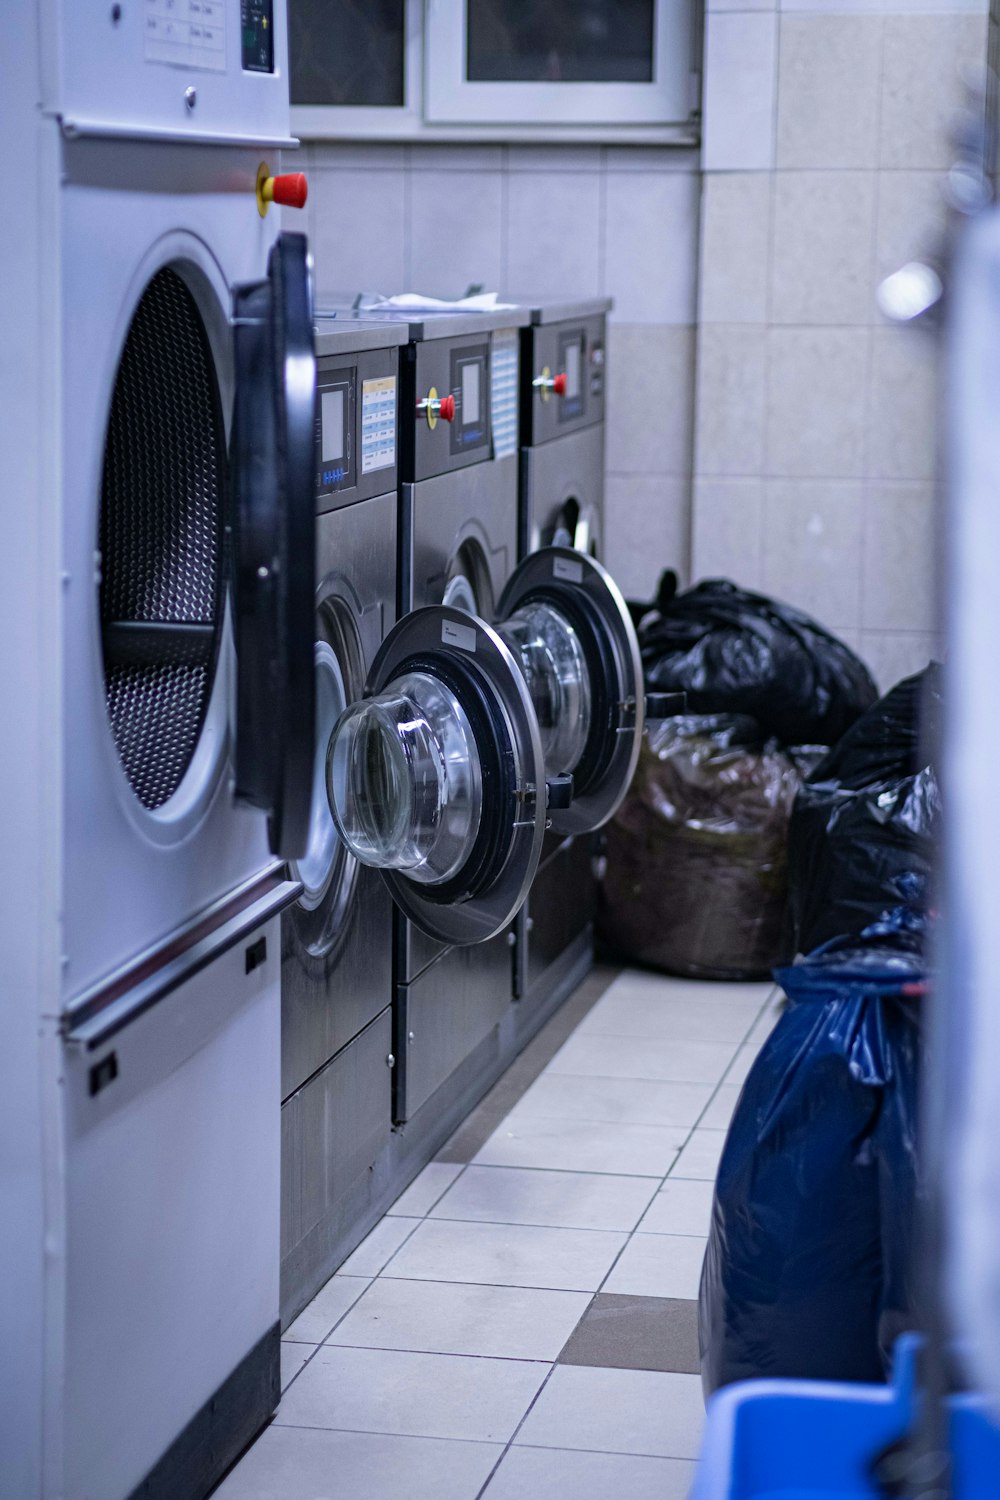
top-left (552, 372), bottom-right (568, 397)
top-left (266, 173), bottom-right (308, 210)
top-left (439, 394), bottom-right (456, 422)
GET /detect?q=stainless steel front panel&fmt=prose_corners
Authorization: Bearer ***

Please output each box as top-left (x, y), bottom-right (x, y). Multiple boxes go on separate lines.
top-left (281, 491), bottom-right (396, 1100)
top-left (521, 422), bottom-right (606, 562)
top-left (524, 313), bottom-right (607, 445)
top-left (280, 1008), bottom-right (392, 1268)
top-left (402, 458), bottom-right (519, 618)
top-left (520, 837), bottom-right (596, 1004)
top-left (395, 933), bottom-right (513, 1123)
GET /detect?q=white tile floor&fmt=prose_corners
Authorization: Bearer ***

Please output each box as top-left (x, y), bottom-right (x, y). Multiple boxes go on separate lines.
top-left (217, 970), bottom-right (779, 1499)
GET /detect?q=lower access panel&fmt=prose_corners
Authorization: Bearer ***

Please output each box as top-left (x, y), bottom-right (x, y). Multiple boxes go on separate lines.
top-left (520, 836), bottom-right (597, 1004)
top-left (395, 934), bottom-right (513, 1123)
top-left (280, 1008), bottom-right (393, 1320)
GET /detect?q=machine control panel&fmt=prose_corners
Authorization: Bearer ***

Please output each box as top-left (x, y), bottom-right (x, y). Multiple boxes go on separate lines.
top-left (315, 346), bottom-right (399, 514)
top-left (450, 345), bottom-right (490, 457)
top-left (241, 0), bottom-right (275, 72)
top-left (523, 314), bottom-right (607, 446)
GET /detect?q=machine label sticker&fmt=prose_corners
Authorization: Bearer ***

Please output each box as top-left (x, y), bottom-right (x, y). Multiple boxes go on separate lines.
top-left (553, 556), bottom-right (584, 584)
top-left (490, 328), bottom-right (519, 462)
top-left (442, 620), bottom-right (477, 653)
top-left (361, 376), bottom-right (397, 475)
top-left (144, 0), bottom-right (226, 72)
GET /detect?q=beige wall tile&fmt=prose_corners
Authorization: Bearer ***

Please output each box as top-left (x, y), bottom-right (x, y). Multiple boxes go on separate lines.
top-left (703, 12), bottom-right (778, 171)
top-left (776, 14), bottom-right (883, 169)
top-left (875, 171), bottom-right (948, 288)
top-left (695, 325), bottom-right (767, 476)
top-left (604, 475), bottom-right (692, 597)
top-left (762, 480), bottom-right (864, 631)
top-left (769, 171), bottom-right (877, 326)
top-left (880, 13), bottom-right (988, 169)
top-left (311, 142), bottom-right (406, 171)
top-left (505, 171), bottom-right (602, 301)
top-left (311, 168), bottom-right (407, 298)
top-left (604, 171), bottom-right (700, 325)
top-left (408, 144), bottom-right (504, 172)
top-left (862, 482), bottom-right (939, 632)
top-left (866, 326), bottom-right (937, 481)
top-left (408, 170), bottom-right (503, 298)
top-left (691, 478), bottom-right (765, 589)
top-left (699, 174), bottom-right (771, 325)
top-left (765, 327), bottom-right (869, 477)
top-left (859, 631), bottom-right (943, 694)
top-left (606, 325), bottom-right (696, 476)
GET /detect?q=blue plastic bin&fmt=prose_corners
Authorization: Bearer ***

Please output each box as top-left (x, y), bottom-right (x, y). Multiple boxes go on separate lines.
top-left (691, 1336), bottom-right (1000, 1499)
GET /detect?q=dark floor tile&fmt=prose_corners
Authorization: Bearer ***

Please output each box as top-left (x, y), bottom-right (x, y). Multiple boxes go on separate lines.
top-left (558, 1294), bottom-right (701, 1375)
top-left (435, 964), bottom-right (620, 1165)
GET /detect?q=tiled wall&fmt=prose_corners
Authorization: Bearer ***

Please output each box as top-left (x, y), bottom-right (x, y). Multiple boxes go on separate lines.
top-left (692, 0), bottom-right (988, 690)
top-left (294, 143), bottom-right (701, 600)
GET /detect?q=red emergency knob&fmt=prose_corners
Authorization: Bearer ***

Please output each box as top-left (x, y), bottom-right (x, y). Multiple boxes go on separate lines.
top-left (439, 394), bottom-right (456, 422)
top-left (256, 162), bottom-right (309, 216)
top-left (267, 173), bottom-right (308, 209)
top-left (416, 392), bottom-right (456, 425)
top-left (532, 369), bottom-right (568, 399)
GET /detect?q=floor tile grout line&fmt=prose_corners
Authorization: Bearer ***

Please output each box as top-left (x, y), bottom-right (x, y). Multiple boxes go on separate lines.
top-left (415, 1214), bottom-right (660, 1236)
top-left (302, 1343), bottom-right (558, 1366)
top-left (473, 1358), bottom-right (564, 1499)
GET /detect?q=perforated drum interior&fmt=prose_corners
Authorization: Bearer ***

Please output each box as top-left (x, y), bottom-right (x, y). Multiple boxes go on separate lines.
top-left (99, 267), bottom-right (225, 811)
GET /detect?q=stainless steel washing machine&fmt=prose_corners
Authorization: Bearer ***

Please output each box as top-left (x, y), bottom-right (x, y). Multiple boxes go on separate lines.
top-left (280, 317), bottom-right (407, 1329)
top-left (513, 297), bottom-right (614, 1031)
top-left (388, 307), bottom-right (532, 1128)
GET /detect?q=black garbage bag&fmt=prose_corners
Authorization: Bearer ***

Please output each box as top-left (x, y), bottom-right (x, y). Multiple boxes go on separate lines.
top-left (596, 715), bottom-right (822, 979)
top-left (635, 577), bottom-right (878, 747)
top-left (699, 909), bottom-right (925, 1396)
top-left (785, 665), bottom-right (943, 955)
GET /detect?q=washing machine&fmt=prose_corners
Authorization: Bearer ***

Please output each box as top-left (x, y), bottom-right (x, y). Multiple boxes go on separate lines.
top-left (513, 296), bottom-right (614, 1029)
top-left (3, 6), bottom-right (320, 1496)
top-left (280, 316), bottom-right (409, 1328)
top-left (394, 306), bottom-right (537, 1128)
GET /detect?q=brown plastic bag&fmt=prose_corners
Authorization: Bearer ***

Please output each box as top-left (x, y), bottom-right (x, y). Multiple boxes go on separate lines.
top-left (598, 715), bottom-right (820, 979)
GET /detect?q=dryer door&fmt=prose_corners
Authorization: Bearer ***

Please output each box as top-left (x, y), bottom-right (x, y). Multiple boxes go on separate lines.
top-left (496, 547), bottom-right (644, 835)
top-left (230, 232), bottom-right (317, 859)
top-left (327, 607), bottom-right (546, 946)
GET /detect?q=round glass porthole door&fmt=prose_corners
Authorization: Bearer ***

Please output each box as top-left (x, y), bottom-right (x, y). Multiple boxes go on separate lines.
top-left (497, 547), bottom-right (644, 836)
top-left (325, 606), bottom-right (546, 946)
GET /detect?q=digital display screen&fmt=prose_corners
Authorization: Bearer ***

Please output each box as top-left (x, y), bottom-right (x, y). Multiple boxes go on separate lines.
top-left (565, 341), bottom-right (582, 401)
top-left (462, 360), bottom-right (481, 425)
top-left (321, 390), bottom-right (345, 463)
top-left (241, 1), bottom-right (275, 73)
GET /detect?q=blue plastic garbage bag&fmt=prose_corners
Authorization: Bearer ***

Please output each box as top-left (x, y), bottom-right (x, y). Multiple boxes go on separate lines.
top-left (699, 910), bottom-right (925, 1396)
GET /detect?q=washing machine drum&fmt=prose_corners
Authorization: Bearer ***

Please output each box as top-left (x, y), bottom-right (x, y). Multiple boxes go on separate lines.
top-left (98, 231), bottom-right (316, 860)
top-left (496, 547), bottom-right (645, 836)
top-left (327, 608), bottom-right (547, 947)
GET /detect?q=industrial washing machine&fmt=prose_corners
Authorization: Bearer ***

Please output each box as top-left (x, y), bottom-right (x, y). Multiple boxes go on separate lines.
top-left (514, 297), bottom-right (614, 1030)
top-left (312, 302), bottom-right (533, 1131)
top-left (280, 316), bottom-right (409, 1329)
top-left (2, 6), bottom-right (320, 1497)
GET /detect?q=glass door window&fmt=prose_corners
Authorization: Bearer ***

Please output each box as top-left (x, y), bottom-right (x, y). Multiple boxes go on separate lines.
top-left (289, 0), bottom-right (405, 107)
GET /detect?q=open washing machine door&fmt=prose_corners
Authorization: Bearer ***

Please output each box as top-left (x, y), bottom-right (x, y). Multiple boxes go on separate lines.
top-left (326, 606), bottom-right (547, 946)
top-left (495, 547), bottom-right (644, 836)
top-left (231, 232), bottom-right (317, 859)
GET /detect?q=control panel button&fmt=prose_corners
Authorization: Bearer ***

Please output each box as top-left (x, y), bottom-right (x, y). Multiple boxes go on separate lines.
top-left (256, 163), bottom-right (309, 217)
top-left (416, 389), bottom-right (456, 428)
top-left (532, 367), bottom-right (568, 401)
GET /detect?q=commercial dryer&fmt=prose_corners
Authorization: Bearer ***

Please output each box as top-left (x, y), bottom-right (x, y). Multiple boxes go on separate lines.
top-left (280, 317), bottom-right (408, 1328)
top-left (3, 4), bottom-right (318, 1495)
top-left (513, 297), bottom-right (614, 1029)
